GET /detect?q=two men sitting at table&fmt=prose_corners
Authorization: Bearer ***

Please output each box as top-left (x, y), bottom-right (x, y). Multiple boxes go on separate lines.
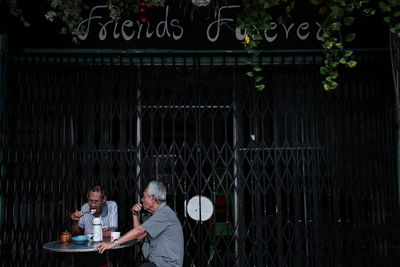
top-left (71, 181), bottom-right (184, 267)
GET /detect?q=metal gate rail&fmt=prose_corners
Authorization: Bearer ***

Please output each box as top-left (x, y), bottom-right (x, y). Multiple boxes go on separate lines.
top-left (0, 50), bottom-right (398, 267)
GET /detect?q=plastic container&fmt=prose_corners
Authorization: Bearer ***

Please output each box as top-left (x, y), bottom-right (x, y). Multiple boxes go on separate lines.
top-left (93, 217), bottom-right (103, 242)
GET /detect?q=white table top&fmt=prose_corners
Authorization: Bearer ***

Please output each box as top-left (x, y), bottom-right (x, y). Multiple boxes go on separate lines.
top-left (43, 238), bottom-right (138, 253)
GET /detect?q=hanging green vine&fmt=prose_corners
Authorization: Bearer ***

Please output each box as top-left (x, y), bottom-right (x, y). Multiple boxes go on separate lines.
top-left (8, 0), bottom-right (30, 27)
top-left (310, 0), bottom-right (374, 91)
top-left (379, 0), bottom-right (400, 37)
top-left (237, 0), bottom-right (295, 91)
top-left (44, 0), bottom-right (87, 43)
top-left (238, 1), bottom-right (400, 91)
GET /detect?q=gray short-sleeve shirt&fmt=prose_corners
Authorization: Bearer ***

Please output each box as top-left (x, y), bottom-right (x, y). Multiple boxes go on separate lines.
top-left (142, 203), bottom-right (184, 267)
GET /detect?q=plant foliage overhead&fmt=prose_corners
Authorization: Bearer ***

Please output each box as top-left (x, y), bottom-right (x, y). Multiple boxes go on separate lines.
top-left (5, 0), bottom-right (400, 91)
top-left (237, 0), bottom-right (400, 91)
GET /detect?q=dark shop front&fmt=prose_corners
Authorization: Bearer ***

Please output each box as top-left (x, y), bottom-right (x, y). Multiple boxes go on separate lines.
top-left (0, 1), bottom-right (399, 266)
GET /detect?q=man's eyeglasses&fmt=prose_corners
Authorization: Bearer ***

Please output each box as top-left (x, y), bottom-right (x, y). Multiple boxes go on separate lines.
top-left (88, 199), bottom-right (102, 205)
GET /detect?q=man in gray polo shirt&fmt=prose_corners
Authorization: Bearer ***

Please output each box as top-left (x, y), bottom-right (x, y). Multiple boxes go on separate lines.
top-left (97, 181), bottom-right (184, 267)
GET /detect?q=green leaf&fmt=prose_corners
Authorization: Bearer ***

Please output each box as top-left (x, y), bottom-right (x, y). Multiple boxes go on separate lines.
top-left (320, 66), bottom-right (328, 75)
top-left (324, 77), bottom-right (337, 88)
top-left (45, 11), bottom-right (57, 22)
top-left (346, 3), bottom-right (355, 12)
top-left (329, 5), bottom-right (342, 15)
top-left (344, 17), bottom-right (355, 26)
top-left (390, 27), bottom-right (397, 33)
top-left (331, 71), bottom-right (339, 79)
top-left (345, 33), bottom-right (356, 42)
top-left (50, 0), bottom-right (60, 8)
top-left (250, 43), bottom-right (258, 49)
top-left (255, 76), bottom-right (263, 82)
top-left (363, 8), bottom-right (375, 15)
top-left (394, 11), bottom-right (400, 17)
top-left (396, 32), bottom-right (400, 38)
top-left (327, 41), bottom-right (336, 49)
top-left (256, 84), bottom-right (265, 91)
top-left (347, 61), bottom-right (357, 68)
top-left (344, 50), bottom-right (353, 57)
top-left (254, 66), bottom-right (263, 72)
top-left (60, 27), bottom-right (67, 34)
top-left (264, 2), bottom-right (271, 8)
top-left (323, 82), bottom-right (331, 91)
top-left (244, 58), bottom-right (252, 64)
top-left (339, 57), bottom-right (347, 64)
top-left (335, 42), bottom-right (343, 49)
top-left (322, 31), bottom-right (331, 39)
top-left (330, 22), bottom-right (341, 31)
top-left (379, 1), bottom-right (389, 11)
top-left (285, 1), bottom-right (295, 12)
top-left (246, 71), bottom-right (254, 77)
top-left (383, 16), bottom-right (391, 23)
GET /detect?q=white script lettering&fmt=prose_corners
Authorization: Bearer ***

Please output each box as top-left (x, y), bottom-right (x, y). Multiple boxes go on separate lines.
top-left (77, 5), bottom-right (184, 41)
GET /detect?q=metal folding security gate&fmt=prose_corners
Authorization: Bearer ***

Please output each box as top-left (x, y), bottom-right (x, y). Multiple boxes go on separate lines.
top-left (0, 51), bottom-right (398, 267)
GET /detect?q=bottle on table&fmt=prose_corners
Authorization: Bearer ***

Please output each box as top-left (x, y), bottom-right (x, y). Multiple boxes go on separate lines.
top-left (93, 217), bottom-right (103, 242)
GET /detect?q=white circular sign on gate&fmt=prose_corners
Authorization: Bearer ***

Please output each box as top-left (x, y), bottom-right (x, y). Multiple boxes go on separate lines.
top-left (186, 196), bottom-right (214, 221)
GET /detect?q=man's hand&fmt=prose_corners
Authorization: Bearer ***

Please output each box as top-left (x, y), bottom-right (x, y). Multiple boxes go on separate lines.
top-left (70, 210), bottom-right (84, 222)
top-left (97, 241), bottom-right (116, 254)
top-left (131, 203), bottom-right (142, 216)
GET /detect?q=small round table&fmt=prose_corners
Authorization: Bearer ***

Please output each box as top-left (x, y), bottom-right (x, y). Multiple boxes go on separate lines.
top-left (43, 238), bottom-right (139, 266)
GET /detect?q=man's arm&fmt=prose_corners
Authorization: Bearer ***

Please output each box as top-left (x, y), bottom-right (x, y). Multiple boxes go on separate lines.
top-left (96, 202), bottom-right (148, 253)
top-left (131, 203), bottom-right (142, 228)
top-left (119, 225), bottom-right (148, 244)
top-left (70, 210), bottom-right (84, 236)
top-left (102, 229), bottom-right (115, 238)
top-left (71, 221), bottom-right (81, 236)
top-left (97, 225), bottom-right (148, 253)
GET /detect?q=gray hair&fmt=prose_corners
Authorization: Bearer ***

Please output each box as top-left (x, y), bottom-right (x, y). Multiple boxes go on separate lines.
top-left (147, 181), bottom-right (166, 203)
